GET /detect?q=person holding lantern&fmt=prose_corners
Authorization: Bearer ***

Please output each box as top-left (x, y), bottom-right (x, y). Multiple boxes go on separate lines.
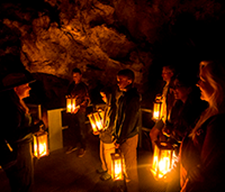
top-left (162, 71), bottom-right (208, 145)
top-left (113, 69), bottom-right (141, 192)
top-left (92, 86), bottom-right (117, 181)
top-left (150, 64), bottom-right (176, 150)
top-left (160, 71), bottom-right (208, 192)
top-left (65, 68), bottom-right (90, 157)
top-left (0, 71), bottom-right (45, 192)
top-left (178, 60), bottom-right (225, 191)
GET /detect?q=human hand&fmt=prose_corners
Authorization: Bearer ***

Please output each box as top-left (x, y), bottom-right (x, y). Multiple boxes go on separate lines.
top-left (162, 126), bottom-right (171, 137)
top-left (114, 141), bottom-right (120, 149)
top-left (32, 120), bottom-right (46, 133)
top-left (92, 131), bottom-right (100, 135)
top-left (72, 105), bottom-right (80, 114)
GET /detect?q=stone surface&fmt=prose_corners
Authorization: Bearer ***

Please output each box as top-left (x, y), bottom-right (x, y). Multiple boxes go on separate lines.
top-left (1, 0), bottom-right (225, 109)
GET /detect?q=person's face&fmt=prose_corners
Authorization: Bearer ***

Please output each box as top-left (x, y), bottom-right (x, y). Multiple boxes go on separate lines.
top-left (162, 67), bottom-right (174, 83)
top-left (197, 68), bottom-right (214, 102)
top-left (117, 75), bottom-right (132, 91)
top-left (73, 72), bottom-right (82, 84)
top-left (14, 83), bottom-right (31, 100)
top-left (100, 92), bottom-right (107, 103)
top-left (173, 79), bottom-right (191, 103)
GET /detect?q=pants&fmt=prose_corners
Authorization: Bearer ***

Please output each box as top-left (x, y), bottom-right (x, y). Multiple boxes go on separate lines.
top-left (100, 140), bottom-right (115, 175)
top-left (3, 141), bottom-right (34, 192)
top-left (68, 111), bottom-right (86, 149)
top-left (120, 134), bottom-right (139, 192)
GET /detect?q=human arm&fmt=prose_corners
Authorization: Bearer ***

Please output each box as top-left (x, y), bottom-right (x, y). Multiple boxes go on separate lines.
top-left (114, 94), bottom-right (140, 144)
top-left (3, 107), bottom-right (43, 143)
top-left (182, 115), bottom-right (225, 191)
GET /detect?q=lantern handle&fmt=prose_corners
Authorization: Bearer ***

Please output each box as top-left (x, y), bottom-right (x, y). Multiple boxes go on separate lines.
top-left (115, 147), bottom-right (122, 154)
top-left (4, 139), bottom-right (13, 152)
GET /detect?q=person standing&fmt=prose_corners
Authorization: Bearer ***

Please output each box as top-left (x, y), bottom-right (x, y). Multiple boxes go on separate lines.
top-left (161, 72), bottom-right (208, 192)
top-left (93, 86), bottom-right (117, 181)
top-left (150, 64), bottom-right (176, 150)
top-left (0, 71), bottom-right (45, 192)
top-left (65, 68), bottom-right (90, 157)
top-left (179, 60), bottom-right (225, 191)
top-left (113, 69), bottom-right (141, 192)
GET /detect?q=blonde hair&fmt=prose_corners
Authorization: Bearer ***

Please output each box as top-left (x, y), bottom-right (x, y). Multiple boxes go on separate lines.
top-left (190, 60), bottom-right (225, 140)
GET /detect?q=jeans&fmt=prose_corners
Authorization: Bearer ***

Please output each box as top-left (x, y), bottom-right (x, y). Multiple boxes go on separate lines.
top-left (3, 141), bottom-right (33, 192)
top-left (120, 134), bottom-right (139, 192)
top-left (100, 140), bottom-right (115, 175)
top-left (68, 111), bottom-right (86, 149)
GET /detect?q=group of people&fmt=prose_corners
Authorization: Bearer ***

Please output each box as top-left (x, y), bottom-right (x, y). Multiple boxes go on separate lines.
top-left (150, 61), bottom-right (225, 192)
top-left (65, 68), bottom-right (141, 192)
top-left (1, 59), bottom-right (225, 192)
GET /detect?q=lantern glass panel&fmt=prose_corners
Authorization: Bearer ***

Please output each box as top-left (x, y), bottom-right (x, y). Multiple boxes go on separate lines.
top-left (111, 153), bottom-right (124, 181)
top-left (33, 132), bottom-right (49, 159)
top-left (66, 98), bottom-right (72, 113)
top-left (151, 141), bottom-right (175, 179)
top-left (66, 98), bottom-right (76, 113)
top-left (88, 114), bottom-right (98, 132)
top-left (93, 112), bottom-right (103, 131)
top-left (88, 112), bottom-right (104, 132)
top-left (153, 101), bottom-right (162, 121)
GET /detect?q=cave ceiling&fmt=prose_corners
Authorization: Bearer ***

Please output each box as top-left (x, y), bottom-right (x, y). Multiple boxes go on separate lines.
top-left (1, 0), bottom-right (225, 108)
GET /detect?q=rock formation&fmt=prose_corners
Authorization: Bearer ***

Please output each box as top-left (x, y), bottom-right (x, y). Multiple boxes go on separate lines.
top-left (1, 0), bottom-right (225, 109)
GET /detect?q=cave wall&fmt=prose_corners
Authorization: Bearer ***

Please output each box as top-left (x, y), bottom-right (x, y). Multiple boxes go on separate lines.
top-left (1, 0), bottom-right (225, 109)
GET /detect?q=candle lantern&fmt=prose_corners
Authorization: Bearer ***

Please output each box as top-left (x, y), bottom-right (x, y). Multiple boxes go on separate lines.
top-left (151, 140), bottom-right (175, 180)
top-left (111, 152), bottom-right (125, 181)
top-left (33, 131), bottom-right (49, 159)
top-left (88, 111), bottom-right (104, 132)
top-left (66, 96), bottom-right (76, 113)
top-left (152, 95), bottom-right (163, 121)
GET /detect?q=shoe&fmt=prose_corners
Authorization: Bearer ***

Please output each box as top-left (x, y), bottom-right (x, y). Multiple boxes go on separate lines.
top-left (66, 146), bottom-right (78, 154)
top-left (77, 148), bottom-right (86, 157)
top-left (100, 173), bottom-right (111, 181)
top-left (96, 168), bottom-right (107, 174)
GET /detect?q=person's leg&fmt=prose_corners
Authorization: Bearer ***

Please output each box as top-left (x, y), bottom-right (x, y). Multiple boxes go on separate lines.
top-left (104, 142), bottom-right (115, 175)
top-left (99, 140), bottom-right (107, 172)
top-left (99, 142), bottom-right (115, 181)
top-left (4, 142), bottom-right (33, 192)
top-left (120, 134), bottom-right (139, 192)
top-left (76, 111), bottom-right (87, 157)
top-left (66, 114), bottom-right (78, 154)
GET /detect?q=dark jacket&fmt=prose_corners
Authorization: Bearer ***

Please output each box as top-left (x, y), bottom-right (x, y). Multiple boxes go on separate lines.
top-left (180, 113), bottom-right (225, 192)
top-left (165, 89), bottom-right (208, 143)
top-left (66, 81), bottom-right (90, 112)
top-left (0, 91), bottom-right (42, 166)
top-left (113, 87), bottom-right (141, 144)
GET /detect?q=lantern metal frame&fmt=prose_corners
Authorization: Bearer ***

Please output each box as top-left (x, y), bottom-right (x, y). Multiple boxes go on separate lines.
top-left (88, 111), bottom-right (104, 132)
top-left (66, 96), bottom-right (76, 113)
top-left (152, 96), bottom-right (163, 121)
top-left (111, 151), bottom-right (125, 181)
top-left (151, 140), bottom-right (175, 180)
top-left (33, 130), bottom-right (49, 159)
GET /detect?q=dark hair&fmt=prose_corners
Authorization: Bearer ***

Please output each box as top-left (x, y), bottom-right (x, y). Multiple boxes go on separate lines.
top-left (173, 72), bottom-right (198, 88)
top-left (72, 68), bottom-right (81, 74)
top-left (162, 64), bottom-right (176, 75)
top-left (117, 69), bottom-right (135, 83)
